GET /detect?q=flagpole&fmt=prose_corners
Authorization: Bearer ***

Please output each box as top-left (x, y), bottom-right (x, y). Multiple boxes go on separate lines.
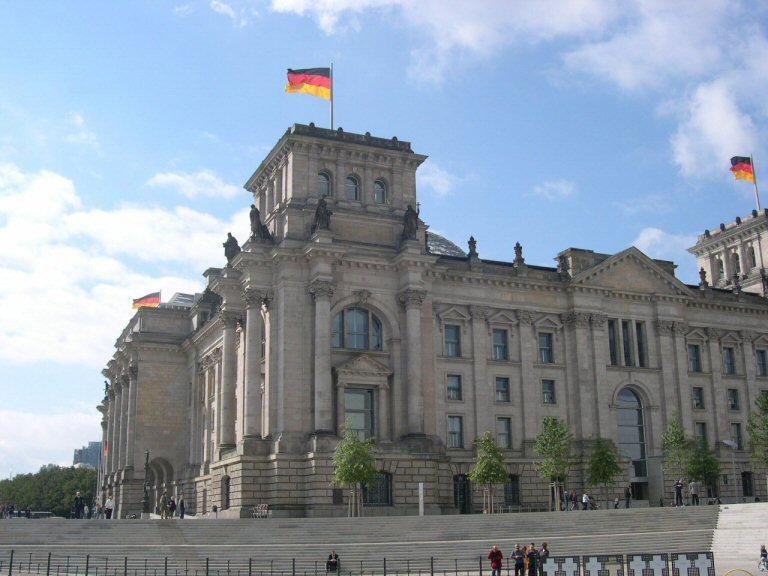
top-left (330, 62), bottom-right (334, 130)
top-left (751, 155), bottom-right (767, 295)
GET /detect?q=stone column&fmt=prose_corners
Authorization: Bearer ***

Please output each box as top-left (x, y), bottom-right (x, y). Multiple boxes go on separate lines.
top-left (309, 280), bottom-right (335, 433)
top-left (469, 305), bottom-right (490, 438)
top-left (125, 366), bottom-right (138, 469)
top-left (105, 393), bottom-right (114, 476)
top-left (516, 310), bottom-right (537, 443)
top-left (111, 384), bottom-right (122, 473)
top-left (400, 289), bottom-right (426, 436)
top-left (202, 362), bottom-right (212, 465)
top-left (377, 384), bottom-right (391, 441)
top-left (590, 313), bottom-right (609, 439)
top-left (219, 313), bottom-right (238, 448)
top-left (706, 327), bottom-right (724, 444)
top-left (655, 320), bottom-right (680, 423)
top-left (243, 290), bottom-right (266, 438)
top-left (563, 312), bottom-right (594, 439)
top-left (742, 331), bottom-right (758, 410)
top-left (119, 372), bottom-right (130, 469)
top-left (672, 322), bottom-right (692, 430)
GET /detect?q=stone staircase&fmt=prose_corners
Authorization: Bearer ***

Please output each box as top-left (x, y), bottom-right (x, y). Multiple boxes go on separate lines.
top-left (711, 502), bottom-right (768, 575)
top-left (0, 506), bottom-right (720, 576)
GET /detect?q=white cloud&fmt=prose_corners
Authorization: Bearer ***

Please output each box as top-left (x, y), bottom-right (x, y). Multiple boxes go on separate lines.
top-left (146, 170), bottom-right (242, 199)
top-left (64, 113), bottom-right (100, 150)
top-left (0, 164), bottom-right (247, 367)
top-left (209, 0), bottom-right (258, 26)
top-left (530, 179), bottom-right (575, 201)
top-left (633, 227), bottom-right (698, 280)
top-left (416, 161), bottom-right (461, 197)
top-left (0, 409), bottom-right (101, 480)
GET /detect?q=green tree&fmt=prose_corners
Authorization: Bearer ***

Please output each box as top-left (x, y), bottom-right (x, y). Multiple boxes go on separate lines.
top-left (534, 417), bottom-right (573, 511)
top-left (747, 391), bottom-right (768, 469)
top-left (663, 412), bottom-right (692, 484)
top-left (686, 440), bottom-right (721, 496)
top-left (587, 437), bottom-right (623, 509)
top-left (332, 421), bottom-right (376, 517)
top-left (468, 431), bottom-right (508, 514)
top-left (0, 465), bottom-right (97, 518)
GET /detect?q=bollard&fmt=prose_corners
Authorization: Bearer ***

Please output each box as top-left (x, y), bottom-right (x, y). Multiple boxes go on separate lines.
top-left (86, 555), bottom-right (90, 576)
top-left (248, 559), bottom-right (251, 576)
top-left (9, 549), bottom-right (14, 576)
top-left (291, 559), bottom-right (295, 576)
top-left (66, 557), bottom-right (70, 576)
top-left (165, 558), bottom-right (168, 576)
top-left (46, 553), bottom-right (51, 576)
top-left (430, 558), bottom-right (434, 576)
top-left (205, 559), bottom-right (209, 576)
top-left (383, 558), bottom-right (386, 576)
top-left (227, 561), bottom-right (230, 576)
top-left (478, 557), bottom-right (482, 576)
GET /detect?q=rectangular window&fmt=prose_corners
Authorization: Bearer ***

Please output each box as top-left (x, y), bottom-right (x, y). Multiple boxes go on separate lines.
top-left (692, 387), bottom-right (705, 409)
top-left (757, 350), bottom-right (768, 377)
top-left (608, 319), bottom-right (618, 366)
top-left (636, 322), bottom-right (647, 368)
top-left (492, 329), bottom-right (508, 360)
top-left (622, 320), bottom-right (633, 366)
top-left (345, 389), bottom-right (374, 440)
top-left (538, 332), bottom-right (554, 364)
top-left (731, 422), bottom-right (743, 450)
top-left (444, 325), bottom-right (461, 357)
top-left (695, 421), bottom-right (708, 445)
top-left (447, 416), bottom-right (463, 448)
top-left (688, 344), bottom-right (702, 372)
top-left (723, 347), bottom-right (736, 375)
top-left (727, 388), bottom-right (740, 410)
top-left (496, 417), bottom-right (512, 449)
top-left (495, 377), bottom-right (510, 402)
top-left (363, 471), bottom-right (392, 506)
top-left (542, 379), bottom-right (556, 404)
top-left (504, 475), bottom-right (520, 506)
top-left (446, 374), bottom-right (462, 401)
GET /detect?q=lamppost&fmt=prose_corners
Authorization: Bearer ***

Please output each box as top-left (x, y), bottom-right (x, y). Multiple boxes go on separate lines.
top-left (722, 439), bottom-right (738, 502)
top-left (141, 451), bottom-right (150, 518)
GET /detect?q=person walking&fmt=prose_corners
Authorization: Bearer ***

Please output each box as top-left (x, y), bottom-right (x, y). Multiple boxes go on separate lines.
top-left (488, 545), bottom-right (504, 576)
top-left (674, 479), bottom-right (684, 507)
top-left (73, 491), bottom-right (85, 519)
top-left (160, 491), bottom-right (169, 519)
top-left (513, 544), bottom-right (525, 576)
top-left (104, 496), bottom-right (114, 519)
top-left (526, 543), bottom-right (539, 576)
top-left (538, 542), bottom-right (550, 576)
top-left (689, 479), bottom-right (699, 505)
top-left (624, 485), bottom-right (632, 508)
top-left (582, 492), bottom-right (590, 510)
top-left (178, 496), bottom-right (185, 519)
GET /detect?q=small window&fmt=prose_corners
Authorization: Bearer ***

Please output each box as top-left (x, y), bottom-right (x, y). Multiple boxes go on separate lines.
top-left (622, 320), bottom-right (634, 366)
top-left (608, 320), bottom-right (618, 366)
top-left (757, 350), bottom-right (768, 377)
top-left (363, 471), bottom-right (392, 506)
top-left (542, 379), bottom-right (556, 404)
top-left (694, 421), bottom-right (708, 445)
top-left (688, 344), bottom-right (702, 372)
top-left (717, 258), bottom-right (724, 280)
top-left (345, 389), bottom-right (374, 440)
top-left (496, 417), bottom-right (512, 449)
top-left (332, 308), bottom-right (382, 351)
top-left (733, 253), bottom-right (741, 276)
top-left (495, 377), bottom-right (510, 402)
top-left (492, 329), bottom-right (509, 360)
top-left (444, 325), bottom-right (461, 357)
top-left (731, 422), bottom-right (743, 450)
top-left (749, 246), bottom-right (757, 269)
top-left (692, 387), bottom-right (705, 409)
top-left (317, 171), bottom-right (332, 197)
top-left (636, 322), bottom-right (647, 368)
top-left (723, 347), bottom-right (736, 375)
top-left (727, 388), bottom-right (740, 410)
top-left (447, 416), bottom-right (463, 448)
top-left (447, 374), bottom-right (462, 401)
top-left (538, 332), bottom-right (554, 364)
top-left (345, 175), bottom-right (359, 200)
top-left (373, 180), bottom-right (387, 204)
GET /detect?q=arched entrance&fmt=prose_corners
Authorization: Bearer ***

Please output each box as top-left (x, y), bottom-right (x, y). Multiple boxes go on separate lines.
top-left (616, 388), bottom-right (648, 500)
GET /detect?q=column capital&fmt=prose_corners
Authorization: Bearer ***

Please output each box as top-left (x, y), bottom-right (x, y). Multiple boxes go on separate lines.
top-left (654, 319), bottom-right (675, 335)
top-left (128, 365), bottom-right (138, 379)
top-left (561, 311), bottom-right (590, 328)
top-left (516, 309), bottom-right (536, 325)
top-left (741, 329), bottom-right (755, 343)
top-left (398, 288), bottom-right (426, 309)
top-left (242, 288), bottom-right (270, 308)
top-left (590, 313), bottom-right (607, 328)
top-left (705, 327), bottom-right (722, 341)
top-left (221, 311), bottom-right (240, 329)
top-left (469, 305), bottom-right (490, 320)
top-left (672, 321), bottom-right (689, 336)
top-left (309, 280), bottom-right (335, 301)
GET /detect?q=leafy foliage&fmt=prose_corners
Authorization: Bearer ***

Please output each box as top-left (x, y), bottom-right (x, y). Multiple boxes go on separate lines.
top-left (747, 391), bottom-right (768, 468)
top-left (332, 421), bottom-right (376, 488)
top-left (662, 412), bottom-right (692, 480)
top-left (686, 440), bottom-right (721, 489)
top-left (534, 417), bottom-right (573, 480)
top-left (587, 437), bottom-right (623, 507)
top-left (469, 431), bottom-right (508, 487)
top-left (0, 465), bottom-right (97, 517)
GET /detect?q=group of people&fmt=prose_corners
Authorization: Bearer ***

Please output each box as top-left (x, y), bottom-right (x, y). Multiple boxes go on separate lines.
top-left (488, 543), bottom-right (550, 576)
top-left (158, 491), bottom-right (185, 519)
top-left (1, 503), bottom-right (27, 518)
top-left (672, 478), bottom-right (701, 506)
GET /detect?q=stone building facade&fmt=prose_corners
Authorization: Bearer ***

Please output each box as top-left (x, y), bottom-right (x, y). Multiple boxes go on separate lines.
top-left (99, 124), bottom-right (768, 518)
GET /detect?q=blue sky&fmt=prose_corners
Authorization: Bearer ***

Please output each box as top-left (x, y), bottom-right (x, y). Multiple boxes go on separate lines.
top-left (1, 0), bottom-right (767, 480)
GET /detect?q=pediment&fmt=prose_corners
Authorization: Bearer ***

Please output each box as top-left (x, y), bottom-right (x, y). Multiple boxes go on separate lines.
top-left (571, 247), bottom-right (693, 297)
top-left (721, 331), bottom-right (742, 344)
top-left (687, 328), bottom-right (708, 341)
top-left (535, 315), bottom-right (562, 330)
top-left (754, 334), bottom-right (768, 347)
top-left (436, 305), bottom-right (470, 322)
top-left (334, 354), bottom-right (393, 377)
top-left (488, 310), bottom-right (518, 326)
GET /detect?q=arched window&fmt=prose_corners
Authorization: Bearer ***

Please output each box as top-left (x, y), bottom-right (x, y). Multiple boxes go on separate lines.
top-left (345, 175), bottom-right (359, 200)
top-left (317, 172), bottom-right (332, 197)
top-left (749, 246), bottom-right (757, 269)
top-left (374, 180), bottom-right (387, 204)
top-left (733, 253), bottom-right (741, 276)
top-left (332, 308), bottom-right (382, 350)
top-left (363, 471), bottom-right (392, 505)
top-left (717, 258), bottom-right (724, 280)
top-left (616, 388), bottom-right (647, 478)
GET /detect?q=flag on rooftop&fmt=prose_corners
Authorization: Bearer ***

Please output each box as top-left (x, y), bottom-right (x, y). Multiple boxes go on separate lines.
top-left (132, 291), bottom-right (161, 309)
top-left (730, 156), bottom-right (755, 183)
top-left (286, 67), bottom-right (331, 100)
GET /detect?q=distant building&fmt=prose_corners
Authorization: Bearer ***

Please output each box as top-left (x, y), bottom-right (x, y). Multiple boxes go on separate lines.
top-left (100, 124), bottom-right (768, 519)
top-left (73, 441), bottom-right (101, 470)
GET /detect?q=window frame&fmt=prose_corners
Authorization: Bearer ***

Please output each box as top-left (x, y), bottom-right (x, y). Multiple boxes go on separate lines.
top-left (345, 175), bottom-right (360, 201)
top-left (495, 376), bottom-right (511, 403)
top-left (362, 471), bottom-right (393, 506)
top-left (757, 349), bottom-right (768, 377)
top-left (444, 324), bottom-right (462, 358)
top-left (447, 415), bottom-right (464, 449)
top-left (344, 388), bottom-right (375, 440)
top-left (492, 328), bottom-right (509, 361)
top-left (688, 343), bottom-right (703, 373)
top-left (317, 171), bottom-right (332, 197)
top-left (727, 388), bottom-right (740, 411)
top-left (542, 379), bottom-right (556, 405)
top-left (694, 421), bottom-right (708, 445)
top-left (723, 346), bottom-right (737, 375)
top-left (332, 307), bottom-right (383, 351)
top-left (373, 179), bottom-right (387, 204)
top-left (446, 374), bottom-right (463, 401)
top-left (692, 386), bottom-right (705, 410)
top-left (731, 422), bottom-right (743, 450)
top-left (538, 332), bottom-right (554, 364)
top-left (496, 417), bottom-right (512, 449)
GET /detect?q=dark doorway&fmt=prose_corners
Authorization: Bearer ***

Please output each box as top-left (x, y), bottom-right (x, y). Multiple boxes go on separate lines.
top-left (453, 474), bottom-right (472, 514)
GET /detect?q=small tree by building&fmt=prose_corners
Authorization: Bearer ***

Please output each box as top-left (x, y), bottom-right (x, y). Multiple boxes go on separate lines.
top-left (587, 437), bottom-right (623, 509)
top-left (534, 416), bottom-right (573, 512)
top-left (662, 412), bottom-right (692, 494)
top-left (468, 431), bottom-right (508, 514)
top-left (332, 421), bottom-right (376, 517)
top-left (747, 391), bottom-right (768, 473)
top-left (686, 440), bottom-right (721, 497)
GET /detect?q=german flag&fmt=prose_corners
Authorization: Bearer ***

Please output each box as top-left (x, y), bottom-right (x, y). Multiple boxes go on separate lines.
top-left (132, 291), bottom-right (161, 309)
top-left (730, 156), bottom-right (755, 182)
top-left (286, 67), bottom-right (331, 100)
